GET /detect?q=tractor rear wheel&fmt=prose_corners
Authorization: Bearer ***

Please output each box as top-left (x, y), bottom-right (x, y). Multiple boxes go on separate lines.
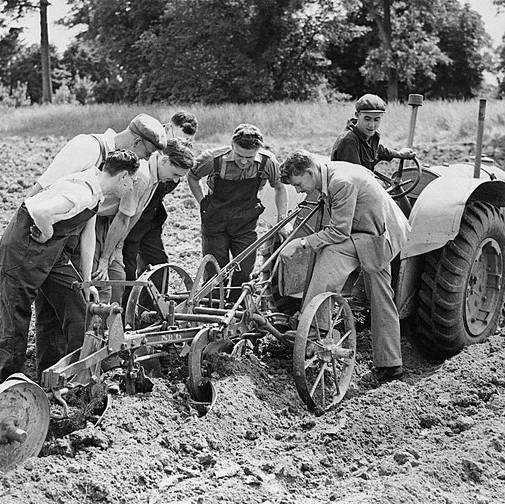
top-left (417, 201), bottom-right (505, 357)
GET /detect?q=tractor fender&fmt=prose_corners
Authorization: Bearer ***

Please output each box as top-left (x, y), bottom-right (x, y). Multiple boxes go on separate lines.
top-left (396, 176), bottom-right (505, 318)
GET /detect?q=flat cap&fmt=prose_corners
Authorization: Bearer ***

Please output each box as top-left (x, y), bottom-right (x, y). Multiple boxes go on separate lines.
top-left (355, 94), bottom-right (386, 113)
top-left (129, 113), bottom-right (167, 150)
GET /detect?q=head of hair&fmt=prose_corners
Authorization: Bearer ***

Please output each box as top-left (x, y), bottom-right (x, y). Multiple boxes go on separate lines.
top-left (231, 123), bottom-right (264, 150)
top-left (103, 149), bottom-right (140, 176)
top-left (170, 111), bottom-right (198, 136)
top-left (280, 150), bottom-right (316, 183)
top-left (162, 138), bottom-right (196, 171)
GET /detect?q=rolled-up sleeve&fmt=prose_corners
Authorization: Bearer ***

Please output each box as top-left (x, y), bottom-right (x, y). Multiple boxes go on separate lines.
top-left (265, 156), bottom-right (280, 187)
top-left (191, 150), bottom-right (215, 180)
top-left (378, 144), bottom-right (395, 162)
top-left (305, 179), bottom-right (357, 252)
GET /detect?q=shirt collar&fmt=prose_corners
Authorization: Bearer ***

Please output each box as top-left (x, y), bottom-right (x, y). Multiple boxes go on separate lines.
top-left (149, 152), bottom-right (160, 184)
top-left (320, 161), bottom-right (329, 198)
top-left (222, 147), bottom-right (262, 164)
top-left (349, 120), bottom-right (380, 144)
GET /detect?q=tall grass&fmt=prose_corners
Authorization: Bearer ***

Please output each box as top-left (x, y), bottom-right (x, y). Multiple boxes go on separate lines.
top-left (1, 99), bottom-right (505, 148)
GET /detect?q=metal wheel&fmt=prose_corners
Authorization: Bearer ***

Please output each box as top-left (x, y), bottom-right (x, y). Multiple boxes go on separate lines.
top-left (0, 374), bottom-right (50, 472)
top-left (125, 263), bottom-right (193, 329)
top-left (186, 254), bottom-right (225, 313)
top-left (293, 293), bottom-right (356, 413)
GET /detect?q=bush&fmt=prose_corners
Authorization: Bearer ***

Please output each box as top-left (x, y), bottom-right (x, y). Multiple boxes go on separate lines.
top-left (52, 82), bottom-right (76, 104)
top-left (0, 82), bottom-right (31, 107)
top-left (73, 75), bottom-right (96, 105)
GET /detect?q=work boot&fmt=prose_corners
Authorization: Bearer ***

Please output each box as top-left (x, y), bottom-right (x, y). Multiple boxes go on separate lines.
top-left (376, 365), bottom-right (403, 383)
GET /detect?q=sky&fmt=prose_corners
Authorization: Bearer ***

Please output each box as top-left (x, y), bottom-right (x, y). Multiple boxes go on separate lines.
top-left (16, 0), bottom-right (505, 52)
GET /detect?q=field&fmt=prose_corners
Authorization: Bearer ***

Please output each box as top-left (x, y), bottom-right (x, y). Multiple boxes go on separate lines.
top-left (1, 101), bottom-right (505, 503)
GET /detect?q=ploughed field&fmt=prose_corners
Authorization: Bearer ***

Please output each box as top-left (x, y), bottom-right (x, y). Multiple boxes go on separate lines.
top-left (1, 136), bottom-right (505, 504)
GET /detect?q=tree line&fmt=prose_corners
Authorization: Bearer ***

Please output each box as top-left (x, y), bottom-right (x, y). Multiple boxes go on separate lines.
top-left (1, 0), bottom-right (504, 105)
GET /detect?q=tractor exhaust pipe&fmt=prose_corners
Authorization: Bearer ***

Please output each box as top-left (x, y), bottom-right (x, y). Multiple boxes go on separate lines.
top-left (407, 94), bottom-right (423, 148)
top-left (473, 98), bottom-right (487, 179)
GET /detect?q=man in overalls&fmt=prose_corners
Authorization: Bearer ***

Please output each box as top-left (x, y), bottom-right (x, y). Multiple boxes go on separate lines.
top-left (187, 124), bottom-right (288, 299)
top-left (29, 114), bottom-right (166, 356)
top-left (0, 150), bottom-right (140, 382)
top-left (122, 111), bottom-right (198, 286)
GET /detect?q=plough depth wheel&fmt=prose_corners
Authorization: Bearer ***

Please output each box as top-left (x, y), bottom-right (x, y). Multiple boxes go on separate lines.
top-left (186, 254), bottom-right (225, 312)
top-left (293, 293), bottom-right (356, 413)
top-left (0, 374), bottom-right (50, 473)
top-left (125, 263), bottom-right (194, 329)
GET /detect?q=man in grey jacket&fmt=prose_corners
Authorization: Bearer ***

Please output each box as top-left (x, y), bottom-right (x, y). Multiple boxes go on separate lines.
top-left (279, 150), bottom-right (410, 382)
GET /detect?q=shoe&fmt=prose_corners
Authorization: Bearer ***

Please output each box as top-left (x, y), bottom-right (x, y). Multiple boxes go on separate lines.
top-left (376, 365), bottom-right (403, 383)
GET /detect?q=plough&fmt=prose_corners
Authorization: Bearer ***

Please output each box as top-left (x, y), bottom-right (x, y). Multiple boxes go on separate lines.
top-left (0, 198), bottom-right (357, 472)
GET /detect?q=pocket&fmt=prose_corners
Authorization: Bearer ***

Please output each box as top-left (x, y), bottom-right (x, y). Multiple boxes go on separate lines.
top-left (351, 232), bottom-right (392, 274)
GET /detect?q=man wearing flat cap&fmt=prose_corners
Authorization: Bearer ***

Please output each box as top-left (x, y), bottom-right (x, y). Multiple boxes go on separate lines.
top-left (28, 113), bottom-right (166, 360)
top-left (330, 93), bottom-right (415, 171)
top-left (188, 123), bottom-right (288, 300)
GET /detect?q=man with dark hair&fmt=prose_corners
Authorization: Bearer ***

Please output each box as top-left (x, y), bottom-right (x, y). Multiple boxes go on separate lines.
top-left (121, 138), bottom-right (196, 306)
top-left (330, 93), bottom-right (415, 171)
top-left (0, 150), bottom-right (140, 381)
top-left (187, 124), bottom-right (288, 296)
top-left (279, 150), bottom-right (410, 382)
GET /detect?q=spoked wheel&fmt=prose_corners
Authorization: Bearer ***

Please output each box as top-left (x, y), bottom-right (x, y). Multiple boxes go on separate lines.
top-left (0, 374), bottom-right (50, 472)
top-left (186, 254), bottom-right (225, 313)
top-left (125, 263), bottom-right (194, 329)
top-left (293, 292), bottom-right (356, 413)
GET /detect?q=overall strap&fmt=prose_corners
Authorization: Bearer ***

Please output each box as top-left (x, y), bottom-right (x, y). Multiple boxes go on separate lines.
top-left (89, 134), bottom-right (107, 171)
top-left (257, 153), bottom-right (268, 179)
top-left (212, 148), bottom-right (232, 180)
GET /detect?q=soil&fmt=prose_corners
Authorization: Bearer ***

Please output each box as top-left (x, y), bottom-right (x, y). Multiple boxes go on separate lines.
top-left (1, 136), bottom-right (505, 504)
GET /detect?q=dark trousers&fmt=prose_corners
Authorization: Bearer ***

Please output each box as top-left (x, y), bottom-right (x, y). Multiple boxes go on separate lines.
top-left (202, 226), bottom-right (257, 292)
top-left (0, 207), bottom-right (87, 381)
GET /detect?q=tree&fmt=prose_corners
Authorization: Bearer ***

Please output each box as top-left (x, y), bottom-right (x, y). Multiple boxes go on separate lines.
top-left (1, 0), bottom-right (53, 102)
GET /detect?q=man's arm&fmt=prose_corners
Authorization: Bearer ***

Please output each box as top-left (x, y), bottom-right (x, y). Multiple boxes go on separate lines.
top-left (187, 171), bottom-right (205, 204)
top-left (272, 181), bottom-right (288, 221)
top-left (332, 136), bottom-right (362, 164)
top-left (378, 144), bottom-right (415, 161)
top-left (29, 195), bottom-right (74, 242)
top-left (93, 212), bottom-right (131, 280)
top-left (305, 180), bottom-right (357, 252)
top-left (79, 216), bottom-right (99, 302)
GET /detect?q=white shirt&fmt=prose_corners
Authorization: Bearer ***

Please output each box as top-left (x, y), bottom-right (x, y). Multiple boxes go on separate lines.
top-left (25, 169), bottom-right (103, 224)
top-left (36, 129), bottom-right (138, 218)
top-left (132, 152), bottom-right (161, 217)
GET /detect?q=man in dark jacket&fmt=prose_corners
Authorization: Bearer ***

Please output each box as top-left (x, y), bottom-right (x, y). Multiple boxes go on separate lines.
top-left (331, 94), bottom-right (415, 170)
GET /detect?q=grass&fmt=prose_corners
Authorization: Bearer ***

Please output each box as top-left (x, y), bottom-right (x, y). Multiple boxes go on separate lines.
top-left (1, 99), bottom-right (505, 149)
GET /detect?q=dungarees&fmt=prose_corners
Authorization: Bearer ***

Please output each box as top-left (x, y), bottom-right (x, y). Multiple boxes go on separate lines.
top-left (121, 180), bottom-right (179, 308)
top-left (200, 152), bottom-right (267, 297)
top-left (0, 202), bottom-right (97, 381)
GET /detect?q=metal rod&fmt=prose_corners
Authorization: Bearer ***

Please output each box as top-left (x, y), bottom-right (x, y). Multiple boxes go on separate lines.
top-left (195, 207), bottom-right (304, 302)
top-left (474, 98), bottom-right (487, 179)
top-left (193, 306), bottom-right (245, 317)
top-left (257, 199), bottom-right (325, 276)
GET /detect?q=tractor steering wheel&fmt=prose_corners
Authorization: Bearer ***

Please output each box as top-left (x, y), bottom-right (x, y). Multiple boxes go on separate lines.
top-left (374, 157), bottom-right (422, 200)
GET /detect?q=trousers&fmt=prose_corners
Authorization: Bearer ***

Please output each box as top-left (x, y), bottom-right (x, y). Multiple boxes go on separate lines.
top-left (302, 239), bottom-right (402, 368)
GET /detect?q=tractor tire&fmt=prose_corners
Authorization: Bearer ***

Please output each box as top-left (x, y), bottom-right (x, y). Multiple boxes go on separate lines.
top-left (417, 201), bottom-right (505, 358)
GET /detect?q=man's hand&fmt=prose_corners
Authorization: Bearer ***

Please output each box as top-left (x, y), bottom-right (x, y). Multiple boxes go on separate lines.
top-left (280, 238), bottom-right (304, 262)
top-left (30, 224), bottom-right (53, 243)
top-left (92, 257), bottom-right (109, 281)
top-left (83, 285), bottom-right (99, 303)
top-left (398, 147), bottom-right (416, 159)
top-left (278, 221), bottom-right (294, 241)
